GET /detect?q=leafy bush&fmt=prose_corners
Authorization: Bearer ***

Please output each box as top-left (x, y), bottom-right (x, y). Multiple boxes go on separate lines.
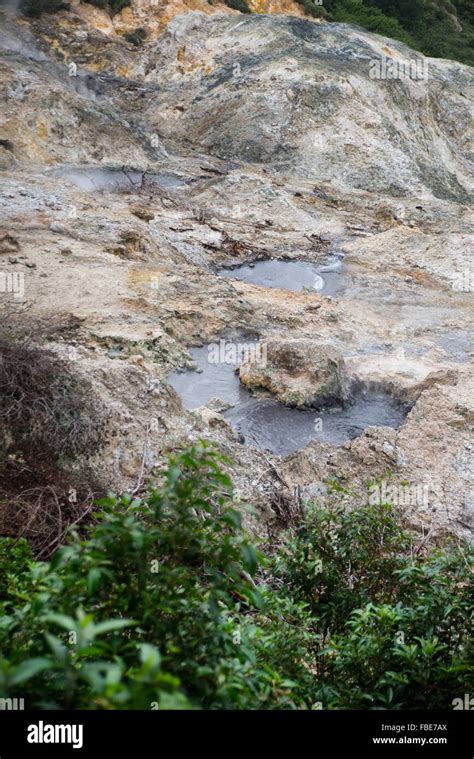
top-left (270, 497), bottom-right (473, 708)
top-left (323, 0), bottom-right (415, 44)
top-left (0, 442), bottom-right (471, 710)
top-left (0, 444), bottom-right (300, 709)
top-left (295, 0), bottom-right (329, 20)
top-left (321, 0), bottom-right (474, 65)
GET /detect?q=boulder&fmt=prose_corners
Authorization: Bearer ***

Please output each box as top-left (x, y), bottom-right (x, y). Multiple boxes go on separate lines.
top-left (239, 338), bottom-right (348, 409)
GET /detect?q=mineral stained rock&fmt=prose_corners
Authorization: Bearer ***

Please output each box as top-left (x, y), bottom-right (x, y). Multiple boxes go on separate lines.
top-left (239, 338), bottom-right (349, 408)
top-left (0, 6), bottom-right (472, 537)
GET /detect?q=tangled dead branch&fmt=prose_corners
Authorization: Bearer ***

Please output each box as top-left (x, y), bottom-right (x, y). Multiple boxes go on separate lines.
top-left (0, 306), bottom-right (105, 556)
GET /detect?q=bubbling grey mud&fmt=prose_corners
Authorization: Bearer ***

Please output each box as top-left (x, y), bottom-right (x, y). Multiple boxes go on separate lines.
top-left (168, 344), bottom-right (407, 456)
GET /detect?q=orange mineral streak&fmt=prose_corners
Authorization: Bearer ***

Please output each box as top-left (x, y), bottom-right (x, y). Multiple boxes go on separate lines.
top-left (247, 0), bottom-right (312, 18)
top-left (73, 0), bottom-right (324, 38)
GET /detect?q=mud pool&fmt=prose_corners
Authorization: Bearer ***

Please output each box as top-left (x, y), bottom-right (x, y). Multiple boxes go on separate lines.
top-left (168, 345), bottom-right (407, 456)
top-left (50, 166), bottom-right (186, 192)
top-left (217, 257), bottom-right (345, 295)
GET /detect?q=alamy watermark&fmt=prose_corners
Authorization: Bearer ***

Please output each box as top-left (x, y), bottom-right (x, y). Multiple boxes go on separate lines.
top-left (314, 416), bottom-right (323, 432)
top-left (369, 56), bottom-right (428, 81)
top-left (27, 721), bottom-right (83, 750)
top-left (0, 271), bottom-right (24, 299)
top-left (452, 694), bottom-right (473, 710)
top-left (369, 481), bottom-right (430, 507)
top-left (0, 697), bottom-right (24, 710)
top-left (207, 339), bottom-right (267, 367)
top-left (451, 269), bottom-right (473, 292)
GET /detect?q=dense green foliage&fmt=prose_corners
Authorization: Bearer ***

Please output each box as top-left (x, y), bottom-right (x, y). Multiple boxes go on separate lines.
top-left (0, 443), bottom-right (472, 710)
top-left (271, 498), bottom-right (473, 708)
top-left (320, 0), bottom-right (415, 45)
top-left (296, 0), bottom-right (474, 64)
top-left (322, 0), bottom-right (474, 66)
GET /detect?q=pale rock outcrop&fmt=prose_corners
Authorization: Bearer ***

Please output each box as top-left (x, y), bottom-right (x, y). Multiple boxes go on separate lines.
top-left (239, 338), bottom-right (349, 408)
top-left (0, 9), bottom-right (471, 537)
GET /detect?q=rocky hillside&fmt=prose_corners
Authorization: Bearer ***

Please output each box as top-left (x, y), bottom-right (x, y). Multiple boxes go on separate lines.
top-left (0, 5), bottom-right (473, 543)
top-left (16, 0), bottom-right (474, 64)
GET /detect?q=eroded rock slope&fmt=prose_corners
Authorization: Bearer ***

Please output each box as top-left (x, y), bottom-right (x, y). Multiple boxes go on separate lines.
top-left (0, 7), bottom-right (472, 537)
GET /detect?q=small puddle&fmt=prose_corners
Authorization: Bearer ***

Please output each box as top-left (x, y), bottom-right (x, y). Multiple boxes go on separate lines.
top-left (169, 346), bottom-right (249, 410)
top-left (168, 344), bottom-right (406, 456)
top-left (217, 258), bottom-right (344, 295)
top-left (51, 167), bottom-right (186, 193)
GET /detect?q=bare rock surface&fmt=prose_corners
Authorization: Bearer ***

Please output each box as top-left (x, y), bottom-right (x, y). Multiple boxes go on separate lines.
top-left (0, 6), bottom-right (472, 537)
top-left (239, 338), bottom-right (349, 408)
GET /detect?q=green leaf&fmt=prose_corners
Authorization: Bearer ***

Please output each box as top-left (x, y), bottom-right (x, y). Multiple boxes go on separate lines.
top-left (44, 633), bottom-right (69, 665)
top-left (44, 613), bottom-right (76, 631)
top-left (93, 619), bottom-right (136, 636)
top-left (87, 568), bottom-right (102, 595)
top-left (241, 544), bottom-right (259, 575)
top-left (10, 658), bottom-right (52, 686)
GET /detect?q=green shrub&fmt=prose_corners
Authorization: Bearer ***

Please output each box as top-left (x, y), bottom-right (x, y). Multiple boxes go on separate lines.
top-left (321, 0), bottom-right (474, 65)
top-left (270, 497), bottom-right (472, 708)
top-left (322, 0), bottom-right (415, 45)
top-left (0, 444), bottom-right (471, 709)
top-left (295, 0), bottom-right (328, 20)
top-left (0, 443), bottom-right (300, 709)
top-left (271, 498), bottom-right (414, 629)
